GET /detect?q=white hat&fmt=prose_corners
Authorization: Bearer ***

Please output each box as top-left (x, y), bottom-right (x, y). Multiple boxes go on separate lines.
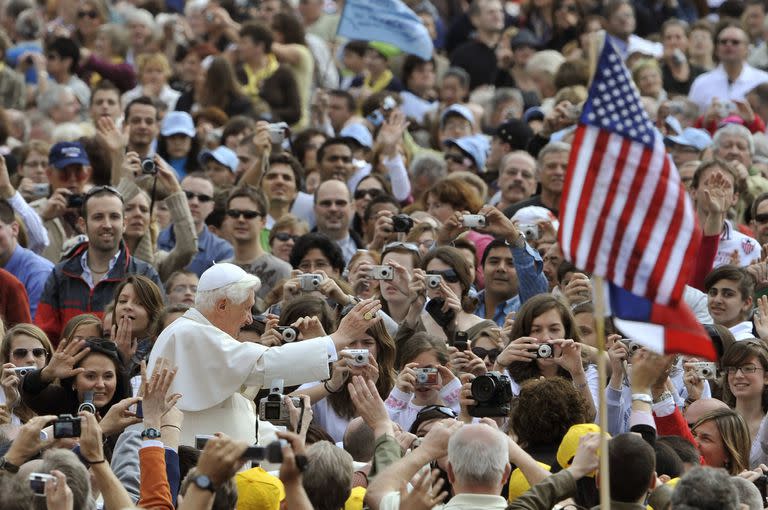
top-left (511, 206), bottom-right (560, 232)
top-left (198, 263), bottom-right (261, 293)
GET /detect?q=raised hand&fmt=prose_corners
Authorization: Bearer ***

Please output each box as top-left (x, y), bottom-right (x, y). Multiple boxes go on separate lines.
top-left (96, 116), bottom-right (127, 154)
top-left (141, 358), bottom-right (181, 428)
top-left (291, 316), bottom-right (327, 340)
top-left (348, 375), bottom-right (392, 437)
top-left (99, 396), bottom-right (142, 436)
top-left (494, 336), bottom-right (538, 369)
top-left (399, 469), bottom-right (448, 510)
top-left (377, 110), bottom-right (409, 157)
top-left (40, 339), bottom-right (90, 383)
top-left (1, 363), bottom-right (21, 407)
top-left (333, 298), bottom-right (383, 350)
top-left (755, 295), bottom-right (768, 340)
top-left (112, 316), bottom-right (138, 365)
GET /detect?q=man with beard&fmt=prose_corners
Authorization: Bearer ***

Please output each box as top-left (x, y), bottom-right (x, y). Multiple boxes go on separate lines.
top-left (313, 179), bottom-right (364, 264)
top-left (493, 151), bottom-right (537, 212)
top-left (36, 186), bottom-right (162, 342)
top-left (504, 142), bottom-right (568, 218)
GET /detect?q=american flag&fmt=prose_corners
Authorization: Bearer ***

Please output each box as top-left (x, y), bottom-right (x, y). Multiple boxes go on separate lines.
top-left (559, 40), bottom-right (701, 307)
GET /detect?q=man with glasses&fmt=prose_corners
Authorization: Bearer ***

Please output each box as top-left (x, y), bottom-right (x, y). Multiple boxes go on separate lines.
top-left (750, 193), bottom-right (768, 246)
top-left (221, 186), bottom-right (290, 302)
top-left (158, 173), bottom-right (234, 277)
top-left (689, 23), bottom-right (768, 113)
top-left (36, 186), bottom-right (162, 342)
top-left (314, 179), bottom-right (365, 264)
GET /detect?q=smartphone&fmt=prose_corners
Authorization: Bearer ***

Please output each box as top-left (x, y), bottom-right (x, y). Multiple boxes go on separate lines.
top-left (452, 331), bottom-right (469, 352)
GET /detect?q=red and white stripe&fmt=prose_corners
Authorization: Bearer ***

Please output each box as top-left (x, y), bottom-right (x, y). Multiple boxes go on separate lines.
top-left (559, 124), bottom-right (701, 306)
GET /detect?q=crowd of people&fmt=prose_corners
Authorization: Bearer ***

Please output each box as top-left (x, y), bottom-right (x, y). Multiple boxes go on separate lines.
top-left (3, 0), bottom-right (768, 508)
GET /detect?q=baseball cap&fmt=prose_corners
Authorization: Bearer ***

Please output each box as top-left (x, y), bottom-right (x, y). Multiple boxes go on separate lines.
top-left (507, 462), bottom-right (551, 501)
top-left (199, 146), bottom-right (239, 173)
top-left (523, 106), bottom-right (545, 124)
top-left (556, 423), bottom-right (607, 473)
top-left (444, 134), bottom-right (491, 171)
top-left (440, 104), bottom-right (475, 128)
top-left (161, 111), bottom-right (196, 138)
top-left (368, 41), bottom-right (401, 59)
top-left (664, 115), bottom-right (683, 137)
top-left (235, 467), bottom-right (285, 510)
top-left (198, 262), bottom-right (261, 293)
top-left (510, 28), bottom-right (541, 50)
top-left (665, 127), bottom-right (712, 152)
top-left (511, 206), bottom-right (560, 232)
top-left (49, 141), bottom-right (90, 169)
top-left (495, 119), bottom-right (534, 150)
top-left (340, 123), bottom-right (373, 149)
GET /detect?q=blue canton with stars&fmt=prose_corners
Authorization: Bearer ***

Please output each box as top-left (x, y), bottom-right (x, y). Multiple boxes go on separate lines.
top-left (580, 40), bottom-right (658, 147)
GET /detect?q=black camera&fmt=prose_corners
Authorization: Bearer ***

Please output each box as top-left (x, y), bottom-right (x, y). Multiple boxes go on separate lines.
top-left (29, 473), bottom-right (55, 496)
top-left (141, 158), bottom-right (157, 175)
top-left (78, 391), bottom-right (96, 414)
top-left (53, 414), bottom-right (82, 438)
top-left (392, 214), bottom-right (414, 233)
top-left (468, 372), bottom-right (513, 417)
top-left (275, 326), bottom-right (298, 343)
top-left (196, 435), bottom-right (285, 463)
top-left (451, 331), bottom-right (468, 352)
top-left (67, 194), bottom-right (84, 209)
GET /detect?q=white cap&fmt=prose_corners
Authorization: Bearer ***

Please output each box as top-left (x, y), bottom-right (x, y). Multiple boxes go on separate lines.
top-left (511, 206), bottom-right (560, 232)
top-left (197, 263), bottom-right (261, 293)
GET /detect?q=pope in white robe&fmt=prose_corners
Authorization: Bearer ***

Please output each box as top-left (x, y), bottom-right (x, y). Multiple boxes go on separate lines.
top-left (147, 263), bottom-right (379, 446)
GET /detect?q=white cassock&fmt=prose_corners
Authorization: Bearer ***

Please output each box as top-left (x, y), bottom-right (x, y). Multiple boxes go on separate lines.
top-left (147, 308), bottom-right (336, 446)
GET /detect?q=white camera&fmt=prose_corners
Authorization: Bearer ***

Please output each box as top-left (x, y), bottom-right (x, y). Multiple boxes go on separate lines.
top-left (691, 361), bottom-right (717, 380)
top-left (371, 265), bottom-right (394, 280)
top-left (268, 122), bottom-right (289, 144)
top-left (344, 349), bottom-right (370, 367)
top-left (462, 214), bottom-right (486, 228)
top-left (426, 274), bottom-right (442, 289)
top-left (29, 473), bottom-right (56, 496)
top-left (519, 223), bottom-right (540, 241)
top-left (299, 274), bottom-right (322, 291)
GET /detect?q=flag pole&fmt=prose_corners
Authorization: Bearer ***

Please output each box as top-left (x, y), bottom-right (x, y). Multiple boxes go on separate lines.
top-left (593, 275), bottom-right (610, 508)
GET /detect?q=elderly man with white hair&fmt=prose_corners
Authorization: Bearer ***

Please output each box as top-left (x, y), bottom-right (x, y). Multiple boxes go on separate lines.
top-left (147, 262), bottom-right (382, 446)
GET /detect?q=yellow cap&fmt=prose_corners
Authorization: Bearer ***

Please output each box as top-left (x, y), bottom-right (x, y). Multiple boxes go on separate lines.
top-left (556, 423), bottom-right (608, 474)
top-left (507, 462), bottom-right (552, 501)
top-left (344, 486), bottom-right (367, 510)
top-left (235, 467), bottom-right (285, 510)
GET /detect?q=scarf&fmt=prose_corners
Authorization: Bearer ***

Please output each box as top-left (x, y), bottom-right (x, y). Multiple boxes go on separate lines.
top-left (242, 53), bottom-right (279, 100)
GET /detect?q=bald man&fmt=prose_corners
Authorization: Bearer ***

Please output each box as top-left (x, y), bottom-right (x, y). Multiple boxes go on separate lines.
top-left (685, 398), bottom-right (729, 427)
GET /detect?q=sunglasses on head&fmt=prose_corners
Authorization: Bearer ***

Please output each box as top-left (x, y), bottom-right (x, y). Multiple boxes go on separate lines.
top-left (85, 185), bottom-right (122, 200)
top-left (12, 348), bottom-right (48, 358)
top-left (472, 347), bottom-right (501, 362)
top-left (226, 209), bottom-right (263, 220)
top-left (86, 338), bottom-right (118, 352)
top-left (427, 269), bottom-right (460, 283)
top-left (354, 188), bottom-right (383, 200)
top-left (77, 10), bottom-right (98, 18)
top-left (418, 404), bottom-right (457, 418)
top-left (274, 232), bottom-right (299, 242)
top-left (184, 190), bottom-right (214, 203)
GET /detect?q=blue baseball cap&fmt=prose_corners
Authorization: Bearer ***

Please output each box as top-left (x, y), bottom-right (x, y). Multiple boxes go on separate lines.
top-left (444, 134), bottom-right (491, 171)
top-left (440, 104), bottom-right (474, 128)
top-left (523, 106), bottom-right (545, 124)
top-left (340, 122), bottom-right (373, 149)
top-left (199, 146), bottom-right (238, 173)
top-left (49, 141), bottom-right (90, 169)
top-left (665, 127), bottom-right (712, 151)
top-left (161, 111), bottom-right (196, 138)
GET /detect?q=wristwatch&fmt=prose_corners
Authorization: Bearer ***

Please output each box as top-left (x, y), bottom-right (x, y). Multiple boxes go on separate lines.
top-left (0, 455), bottom-right (20, 473)
top-left (192, 474), bottom-right (215, 492)
top-left (653, 390), bottom-right (673, 404)
top-left (140, 428), bottom-right (161, 440)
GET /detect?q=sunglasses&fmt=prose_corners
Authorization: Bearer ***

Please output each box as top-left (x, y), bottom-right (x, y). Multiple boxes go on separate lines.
top-left (77, 10), bottom-right (98, 18)
top-left (274, 232), bottom-right (299, 242)
top-left (12, 348), bottom-right (48, 358)
top-left (718, 38), bottom-right (743, 46)
top-left (755, 213), bottom-right (768, 224)
top-left (354, 188), bottom-right (383, 200)
top-left (226, 209), bottom-right (263, 220)
top-left (184, 191), bottom-right (214, 203)
top-left (472, 347), bottom-right (501, 362)
top-left (383, 241), bottom-right (420, 254)
top-left (427, 269), bottom-right (460, 283)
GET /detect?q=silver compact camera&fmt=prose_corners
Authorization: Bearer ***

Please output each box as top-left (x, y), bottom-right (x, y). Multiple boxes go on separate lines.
top-left (275, 326), bottom-right (298, 343)
top-left (414, 367), bottom-right (439, 387)
top-left (462, 214), bottom-right (486, 228)
top-left (299, 273), bottom-right (322, 291)
top-left (29, 473), bottom-right (56, 496)
top-left (268, 122), bottom-right (289, 144)
top-left (344, 349), bottom-right (370, 367)
top-left (623, 340), bottom-right (642, 357)
top-left (426, 274), bottom-right (442, 289)
top-left (371, 265), bottom-right (394, 280)
top-left (12, 366), bottom-right (34, 377)
top-left (258, 379), bottom-right (303, 426)
top-left (536, 344), bottom-right (553, 359)
top-left (519, 224), bottom-right (540, 241)
top-left (691, 361), bottom-right (717, 380)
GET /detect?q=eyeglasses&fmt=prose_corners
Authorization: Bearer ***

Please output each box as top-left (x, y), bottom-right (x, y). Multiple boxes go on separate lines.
top-left (12, 348), bottom-right (48, 358)
top-left (755, 213), bottom-right (768, 224)
top-left (77, 10), bottom-right (98, 18)
top-left (274, 232), bottom-right (299, 242)
top-left (725, 365), bottom-right (763, 375)
top-left (226, 209), bottom-right (263, 220)
top-left (184, 191), bottom-right (214, 203)
top-left (417, 239), bottom-right (436, 250)
top-left (718, 38), bottom-right (743, 46)
top-left (317, 199), bottom-right (349, 208)
top-left (383, 241), bottom-right (420, 254)
top-left (417, 404), bottom-right (457, 418)
top-left (354, 188), bottom-right (383, 200)
top-left (427, 269), bottom-right (460, 283)
top-left (472, 347), bottom-right (501, 362)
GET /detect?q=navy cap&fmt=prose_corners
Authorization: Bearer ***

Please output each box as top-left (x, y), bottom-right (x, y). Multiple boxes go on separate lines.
top-left (495, 119), bottom-right (534, 150)
top-left (49, 141), bottom-right (90, 169)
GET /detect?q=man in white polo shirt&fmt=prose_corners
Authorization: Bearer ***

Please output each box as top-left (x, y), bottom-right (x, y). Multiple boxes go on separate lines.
top-left (689, 23), bottom-right (768, 113)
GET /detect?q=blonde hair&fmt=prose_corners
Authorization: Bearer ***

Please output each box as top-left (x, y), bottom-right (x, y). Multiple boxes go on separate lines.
top-left (137, 52), bottom-right (172, 80)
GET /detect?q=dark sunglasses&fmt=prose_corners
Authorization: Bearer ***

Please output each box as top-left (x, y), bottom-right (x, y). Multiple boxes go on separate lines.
top-left (426, 269), bottom-right (460, 283)
top-left (472, 347), bottom-right (501, 362)
top-left (755, 213), bottom-right (768, 224)
top-left (354, 188), bottom-right (383, 200)
top-left (226, 209), bottom-right (263, 220)
top-left (184, 191), bottom-right (214, 203)
top-left (77, 10), bottom-right (98, 18)
top-left (274, 232), bottom-right (299, 242)
top-left (12, 348), bottom-right (48, 358)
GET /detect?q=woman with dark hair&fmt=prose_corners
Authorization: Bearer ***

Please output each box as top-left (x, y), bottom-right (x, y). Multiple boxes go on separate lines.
top-left (156, 111), bottom-right (202, 179)
top-left (289, 232), bottom-right (346, 279)
top-left (352, 174), bottom-right (392, 240)
top-left (496, 294), bottom-right (596, 418)
top-left (270, 12), bottom-right (314, 129)
top-left (176, 56), bottom-right (255, 118)
top-left (291, 128), bottom-right (327, 182)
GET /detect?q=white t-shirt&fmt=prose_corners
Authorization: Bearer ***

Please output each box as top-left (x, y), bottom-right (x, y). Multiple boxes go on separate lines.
top-left (715, 221), bottom-right (761, 267)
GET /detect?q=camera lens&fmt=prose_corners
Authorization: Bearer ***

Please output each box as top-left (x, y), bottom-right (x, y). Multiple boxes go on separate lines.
top-left (537, 344), bottom-right (553, 358)
top-left (141, 159), bottom-right (157, 174)
top-left (471, 375), bottom-right (497, 402)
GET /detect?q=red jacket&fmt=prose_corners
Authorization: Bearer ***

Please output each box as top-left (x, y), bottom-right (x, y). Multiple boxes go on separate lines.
top-left (0, 268), bottom-right (31, 326)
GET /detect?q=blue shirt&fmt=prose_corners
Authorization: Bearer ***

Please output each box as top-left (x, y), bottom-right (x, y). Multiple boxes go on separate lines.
top-left (158, 224), bottom-right (233, 277)
top-left (4, 245), bottom-right (54, 319)
top-left (474, 242), bottom-right (548, 326)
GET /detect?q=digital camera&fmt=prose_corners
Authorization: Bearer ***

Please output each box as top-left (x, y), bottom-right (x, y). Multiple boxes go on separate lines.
top-left (299, 273), bottom-right (322, 291)
top-left (426, 274), bottom-right (442, 289)
top-left (12, 366), bottom-right (34, 377)
top-left (414, 367), bottom-right (439, 387)
top-left (268, 122), bottom-right (289, 144)
top-left (536, 344), bottom-right (553, 359)
top-left (371, 265), bottom-right (394, 280)
top-left (462, 214), bottom-right (486, 228)
top-left (78, 391), bottom-right (96, 414)
top-left (392, 214), bottom-right (414, 233)
top-left (141, 158), bottom-right (157, 175)
top-left (196, 435), bottom-right (285, 462)
top-left (29, 473), bottom-right (56, 496)
top-left (276, 326), bottom-right (298, 343)
top-left (469, 372), bottom-right (514, 417)
top-left (519, 223), bottom-right (540, 241)
top-left (67, 194), bottom-right (84, 209)
top-left (344, 349), bottom-right (370, 367)
top-left (53, 414), bottom-right (82, 438)
top-left (623, 340), bottom-right (642, 357)
top-left (258, 379), bottom-right (303, 426)
top-left (691, 361), bottom-right (717, 380)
